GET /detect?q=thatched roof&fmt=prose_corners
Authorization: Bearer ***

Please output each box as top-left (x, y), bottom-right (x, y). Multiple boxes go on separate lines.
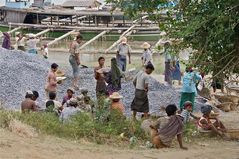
top-left (62, 0), bottom-right (102, 8)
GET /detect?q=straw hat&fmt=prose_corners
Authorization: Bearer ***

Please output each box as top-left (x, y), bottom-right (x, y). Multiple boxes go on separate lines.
top-left (109, 92), bottom-right (123, 99)
top-left (121, 37), bottom-right (127, 44)
top-left (68, 98), bottom-right (78, 106)
top-left (28, 33), bottom-right (35, 38)
top-left (141, 42), bottom-right (151, 49)
top-left (15, 32), bottom-right (21, 36)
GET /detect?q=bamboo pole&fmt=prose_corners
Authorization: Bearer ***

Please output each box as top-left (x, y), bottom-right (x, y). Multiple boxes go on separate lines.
top-left (34, 29), bottom-right (51, 37)
top-left (48, 30), bottom-right (75, 46)
top-left (79, 30), bottom-right (108, 50)
top-left (7, 26), bottom-right (22, 34)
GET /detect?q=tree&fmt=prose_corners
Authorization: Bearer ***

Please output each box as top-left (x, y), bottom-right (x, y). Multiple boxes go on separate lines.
top-left (107, 0), bottom-right (239, 81)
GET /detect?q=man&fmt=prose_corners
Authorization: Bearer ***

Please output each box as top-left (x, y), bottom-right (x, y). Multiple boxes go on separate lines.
top-left (116, 37), bottom-right (131, 72)
top-left (60, 98), bottom-right (81, 123)
top-left (62, 88), bottom-right (75, 107)
top-left (69, 35), bottom-right (83, 90)
top-left (164, 42), bottom-right (173, 85)
top-left (45, 63), bottom-right (59, 99)
top-left (131, 64), bottom-right (154, 119)
top-left (94, 57), bottom-right (107, 99)
top-left (27, 34), bottom-right (40, 54)
top-left (15, 32), bottom-right (26, 51)
top-left (21, 91), bottom-right (38, 112)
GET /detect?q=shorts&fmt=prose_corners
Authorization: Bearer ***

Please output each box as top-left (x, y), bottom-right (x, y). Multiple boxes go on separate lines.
top-left (28, 49), bottom-right (38, 54)
top-left (69, 55), bottom-right (80, 78)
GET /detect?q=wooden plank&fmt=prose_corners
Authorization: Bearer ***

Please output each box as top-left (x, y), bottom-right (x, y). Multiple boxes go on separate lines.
top-left (7, 26), bottom-right (22, 34)
top-left (34, 29), bottom-right (51, 37)
top-left (47, 30), bottom-right (75, 46)
top-left (79, 30), bottom-right (108, 50)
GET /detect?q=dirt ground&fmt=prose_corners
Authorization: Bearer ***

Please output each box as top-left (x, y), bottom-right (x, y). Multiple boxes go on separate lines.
top-left (1, 111), bottom-right (239, 159)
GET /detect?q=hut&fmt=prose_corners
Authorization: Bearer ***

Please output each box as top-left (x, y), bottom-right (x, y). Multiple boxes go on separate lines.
top-left (62, 0), bottom-right (102, 10)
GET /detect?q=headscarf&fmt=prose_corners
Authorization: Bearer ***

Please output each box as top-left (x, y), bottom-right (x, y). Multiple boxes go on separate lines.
top-left (111, 58), bottom-right (122, 87)
top-left (2, 32), bottom-right (11, 49)
top-left (201, 104), bottom-right (212, 114)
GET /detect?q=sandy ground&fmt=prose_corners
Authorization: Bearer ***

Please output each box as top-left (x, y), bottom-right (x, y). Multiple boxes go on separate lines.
top-left (1, 111), bottom-right (239, 159)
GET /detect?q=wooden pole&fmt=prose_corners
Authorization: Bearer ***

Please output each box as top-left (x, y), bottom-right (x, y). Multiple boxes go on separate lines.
top-left (7, 26), bottom-right (22, 34)
top-left (34, 29), bottom-right (51, 37)
top-left (47, 30), bottom-right (75, 46)
top-left (79, 30), bottom-right (108, 50)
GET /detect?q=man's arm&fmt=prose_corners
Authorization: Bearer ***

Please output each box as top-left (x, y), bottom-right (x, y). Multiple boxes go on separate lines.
top-left (177, 133), bottom-right (188, 150)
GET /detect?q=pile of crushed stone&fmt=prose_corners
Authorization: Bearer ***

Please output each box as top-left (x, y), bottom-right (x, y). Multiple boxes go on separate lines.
top-left (0, 48), bottom-right (182, 115)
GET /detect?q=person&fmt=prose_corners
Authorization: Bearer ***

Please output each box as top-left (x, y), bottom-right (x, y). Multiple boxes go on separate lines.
top-left (180, 101), bottom-right (193, 123)
top-left (141, 42), bottom-right (153, 66)
top-left (106, 58), bottom-right (124, 95)
top-left (21, 91), bottom-right (38, 112)
top-left (62, 88), bottom-right (75, 107)
top-left (76, 89), bottom-right (93, 112)
top-left (109, 92), bottom-right (125, 114)
top-left (2, 32), bottom-right (11, 49)
top-left (179, 67), bottom-right (202, 111)
top-left (15, 32), bottom-right (26, 51)
top-left (172, 56), bottom-right (182, 85)
top-left (94, 56), bottom-right (108, 98)
top-left (116, 37), bottom-right (131, 72)
top-left (27, 34), bottom-right (39, 54)
top-left (45, 63), bottom-right (59, 99)
top-left (131, 64), bottom-right (155, 119)
top-left (45, 91), bottom-right (62, 114)
top-left (69, 34), bottom-right (83, 90)
top-left (198, 104), bottom-right (226, 136)
top-left (41, 44), bottom-right (48, 59)
top-left (164, 42), bottom-right (173, 85)
top-left (60, 98), bottom-right (81, 123)
top-left (150, 104), bottom-right (187, 150)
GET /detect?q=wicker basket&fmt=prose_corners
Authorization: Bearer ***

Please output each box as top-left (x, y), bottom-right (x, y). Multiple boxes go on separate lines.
top-left (225, 129), bottom-right (239, 140)
top-left (216, 102), bottom-right (232, 112)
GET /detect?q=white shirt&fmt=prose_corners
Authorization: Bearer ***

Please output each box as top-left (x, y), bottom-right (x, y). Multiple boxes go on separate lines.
top-left (27, 39), bottom-right (39, 49)
top-left (133, 71), bottom-right (150, 90)
top-left (141, 49), bottom-right (153, 66)
top-left (16, 37), bottom-right (26, 47)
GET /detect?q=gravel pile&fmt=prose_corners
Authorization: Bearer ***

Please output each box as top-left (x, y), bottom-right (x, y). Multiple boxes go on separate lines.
top-left (0, 48), bottom-right (181, 115)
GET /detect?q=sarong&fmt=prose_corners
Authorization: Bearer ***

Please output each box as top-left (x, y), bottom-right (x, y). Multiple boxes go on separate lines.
top-left (179, 92), bottom-right (195, 110)
top-left (131, 89), bottom-right (149, 113)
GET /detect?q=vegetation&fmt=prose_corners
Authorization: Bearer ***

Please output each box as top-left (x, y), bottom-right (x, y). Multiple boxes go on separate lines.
top-left (107, 0), bottom-right (239, 81)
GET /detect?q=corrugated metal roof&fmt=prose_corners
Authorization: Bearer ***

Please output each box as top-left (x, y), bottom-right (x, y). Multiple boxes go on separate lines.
top-left (62, 0), bottom-right (101, 8)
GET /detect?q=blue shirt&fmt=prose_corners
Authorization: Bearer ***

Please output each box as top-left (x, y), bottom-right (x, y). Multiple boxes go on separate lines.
top-left (181, 72), bottom-right (202, 93)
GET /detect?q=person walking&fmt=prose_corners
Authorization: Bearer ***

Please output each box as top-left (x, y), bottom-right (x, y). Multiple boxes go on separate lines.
top-left (69, 35), bottom-right (83, 90)
top-left (179, 67), bottom-right (202, 111)
top-left (116, 37), bottom-right (131, 72)
top-left (172, 56), bottom-right (182, 85)
top-left (164, 42), bottom-right (173, 85)
top-left (131, 64), bottom-right (155, 119)
top-left (141, 42), bottom-right (153, 66)
top-left (15, 32), bottom-right (26, 51)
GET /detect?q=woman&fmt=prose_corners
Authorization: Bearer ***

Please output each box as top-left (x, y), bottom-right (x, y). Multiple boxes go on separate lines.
top-left (172, 57), bottom-right (182, 85)
top-left (179, 67), bottom-right (202, 111)
top-left (164, 42), bottom-right (173, 85)
top-left (141, 42), bottom-right (153, 66)
top-left (2, 32), bottom-right (11, 49)
top-left (45, 63), bottom-right (59, 99)
top-left (106, 58), bottom-right (124, 95)
top-left (69, 35), bottom-right (83, 90)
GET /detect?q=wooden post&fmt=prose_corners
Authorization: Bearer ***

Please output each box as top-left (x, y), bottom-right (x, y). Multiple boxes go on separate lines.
top-left (76, 15), bottom-right (78, 26)
top-left (48, 30), bottom-right (75, 46)
top-left (57, 15), bottom-right (59, 26)
top-left (79, 31), bottom-right (108, 50)
top-left (36, 13), bottom-right (39, 24)
top-left (51, 16), bottom-right (53, 25)
top-left (88, 16), bottom-right (90, 26)
top-left (123, 16), bottom-right (125, 26)
top-left (70, 16), bottom-right (73, 25)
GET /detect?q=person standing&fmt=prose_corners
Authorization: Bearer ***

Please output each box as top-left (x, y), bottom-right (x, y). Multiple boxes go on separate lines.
top-left (179, 67), bottom-right (202, 111)
top-left (164, 42), bottom-right (173, 85)
top-left (116, 37), bottom-right (131, 72)
top-left (2, 32), bottom-right (11, 50)
top-left (94, 56), bottom-right (108, 98)
top-left (172, 56), bottom-right (182, 85)
top-left (45, 63), bottom-right (59, 99)
top-left (15, 32), bottom-right (26, 51)
top-left (41, 44), bottom-right (49, 59)
top-left (27, 34), bottom-right (40, 54)
top-left (141, 42), bottom-right (153, 66)
top-left (69, 35), bottom-right (83, 90)
top-left (106, 58), bottom-right (124, 95)
top-left (131, 64), bottom-right (155, 119)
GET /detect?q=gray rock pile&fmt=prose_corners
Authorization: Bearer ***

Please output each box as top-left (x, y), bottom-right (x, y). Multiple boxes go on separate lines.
top-left (0, 48), bottom-right (181, 115)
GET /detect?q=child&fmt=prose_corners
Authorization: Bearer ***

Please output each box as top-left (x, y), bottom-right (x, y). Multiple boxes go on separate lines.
top-left (77, 89), bottom-right (93, 112)
top-left (60, 98), bottom-right (81, 123)
top-left (42, 44), bottom-right (48, 59)
top-left (180, 101), bottom-right (193, 123)
top-left (45, 91), bottom-right (62, 114)
top-left (150, 104), bottom-right (187, 150)
top-left (62, 88), bottom-right (75, 107)
top-left (198, 104), bottom-right (226, 136)
top-left (109, 92), bottom-right (125, 114)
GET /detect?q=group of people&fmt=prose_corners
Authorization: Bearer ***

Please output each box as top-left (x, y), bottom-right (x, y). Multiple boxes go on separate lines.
top-left (1, 31), bottom-right (48, 58)
top-left (15, 33), bottom-right (228, 150)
